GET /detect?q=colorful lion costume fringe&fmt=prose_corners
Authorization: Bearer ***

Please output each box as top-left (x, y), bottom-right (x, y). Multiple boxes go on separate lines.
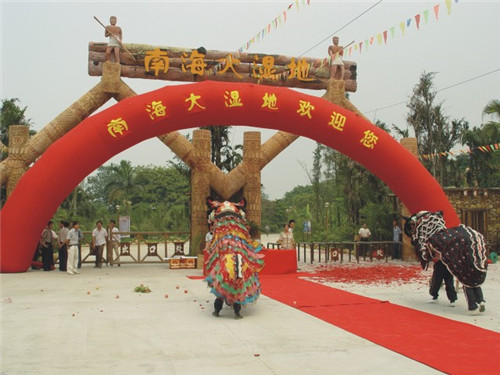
top-left (404, 210), bottom-right (488, 287)
top-left (204, 199), bottom-right (265, 306)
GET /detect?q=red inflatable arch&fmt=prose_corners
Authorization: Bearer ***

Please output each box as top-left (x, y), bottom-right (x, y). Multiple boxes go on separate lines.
top-left (0, 81), bottom-right (459, 272)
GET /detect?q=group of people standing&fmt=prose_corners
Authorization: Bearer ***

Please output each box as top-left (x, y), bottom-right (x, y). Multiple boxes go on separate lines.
top-left (358, 221), bottom-right (403, 260)
top-left (36, 219), bottom-right (122, 274)
top-left (37, 220), bottom-right (82, 274)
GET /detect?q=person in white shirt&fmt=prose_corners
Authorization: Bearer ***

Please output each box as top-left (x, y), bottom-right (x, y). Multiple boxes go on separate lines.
top-left (66, 221), bottom-right (81, 275)
top-left (278, 223), bottom-right (295, 250)
top-left (92, 221), bottom-right (108, 268)
top-left (358, 223), bottom-right (371, 258)
top-left (288, 219), bottom-right (296, 246)
top-left (108, 220), bottom-right (121, 267)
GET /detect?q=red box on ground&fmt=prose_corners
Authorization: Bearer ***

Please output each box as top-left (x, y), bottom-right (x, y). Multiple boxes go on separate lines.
top-left (259, 249), bottom-right (297, 275)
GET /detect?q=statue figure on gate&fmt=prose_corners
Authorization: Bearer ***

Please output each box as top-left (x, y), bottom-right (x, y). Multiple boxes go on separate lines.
top-left (328, 36), bottom-right (344, 80)
top-left (105, 16), bottom-right (122, 63)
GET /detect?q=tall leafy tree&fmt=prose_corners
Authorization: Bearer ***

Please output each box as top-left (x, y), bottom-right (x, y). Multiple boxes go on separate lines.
top-left (0, 98), bottom-right (35, 149)
top-left (199, 125), bottom-right (242, 172)
top-left (103, 160), bottom-right (143, 210)
top-left (391, 124), bottom-right (410, 140)
top-left (406, 72), bottom-right (466, 184)
top-left (482, 99), bottom-right (500, 126)
top-left (460, 121), bottom-right (500, 187)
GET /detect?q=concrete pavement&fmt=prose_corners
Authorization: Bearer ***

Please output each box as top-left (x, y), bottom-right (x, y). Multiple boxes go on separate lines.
top-left (1, 263), bottom-right (447, 375)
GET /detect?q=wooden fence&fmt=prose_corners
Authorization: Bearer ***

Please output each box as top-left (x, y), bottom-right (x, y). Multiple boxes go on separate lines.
top-left (77, 231), bottom-right (191, 265)
top-left (268, 241), bottom-right (402, 264)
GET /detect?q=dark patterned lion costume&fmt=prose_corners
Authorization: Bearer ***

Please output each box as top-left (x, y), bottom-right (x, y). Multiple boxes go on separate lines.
top-left (204, 199), bottom-right (265, 306)
top-left (404, 210), bottom-right (488, 287)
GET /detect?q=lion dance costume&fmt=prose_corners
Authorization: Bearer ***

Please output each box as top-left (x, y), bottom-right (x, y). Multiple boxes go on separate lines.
top-left (204, 199), bottom-right (265, 319)
top-left (404, 210), bottom-right (488, 313)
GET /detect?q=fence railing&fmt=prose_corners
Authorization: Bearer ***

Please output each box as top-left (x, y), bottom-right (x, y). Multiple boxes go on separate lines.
top-left (268, 241), bottom-right (401, 264)
top-left (56, 233), bottom-right (400, 267)
top-left (77, 231), bottom-right (191, 265)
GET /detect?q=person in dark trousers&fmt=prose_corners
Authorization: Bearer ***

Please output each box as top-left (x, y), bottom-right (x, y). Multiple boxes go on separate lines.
top-left (463, 286), bottom-right (486, 315)
top-left (57, 221), bottom-right (69, 271)
top-left (429, 258), bottom-right (457, 306)
top-left (77, 226), bottom-right (83, 268)
top-left (39, 221), bottom-right (55, 271)
top-left (212, 297), bottom-right (242, 320)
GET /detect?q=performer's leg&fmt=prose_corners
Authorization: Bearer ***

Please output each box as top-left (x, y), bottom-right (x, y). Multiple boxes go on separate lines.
top-left (463, 286), bottom-right (479, 312)
top-left (429, 264), bottom-right (442, 300)
top-left (473, 287), bottom-right (485, 312)
top-left (234, 303), bottom-right (242, 319)
top-left (213, 297), bottom-right (223, 317)
top-left (443, 269), bottom-right (457, 304)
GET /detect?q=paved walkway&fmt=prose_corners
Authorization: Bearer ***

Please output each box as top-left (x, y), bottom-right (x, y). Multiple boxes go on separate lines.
top-left (1, 264), bottom-right (448, 375)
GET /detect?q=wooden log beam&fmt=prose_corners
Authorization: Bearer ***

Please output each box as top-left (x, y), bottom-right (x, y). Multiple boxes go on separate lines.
top-left (88, 42), bottom-right (357, 92)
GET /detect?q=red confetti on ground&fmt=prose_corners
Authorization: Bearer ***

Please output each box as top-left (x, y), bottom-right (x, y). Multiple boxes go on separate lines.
top-left (164, 294), bottom-right (169, 298)
top-left (254, 354), bottom-right (260, 357)
top-left (308, 264), bottom-right (426, 285)
top-left (184, 290), bottom-right (188, 293)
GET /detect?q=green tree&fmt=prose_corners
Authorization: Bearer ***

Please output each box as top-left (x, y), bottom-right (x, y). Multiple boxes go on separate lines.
top-left (0, 98), bottom-right (35, 148)
top-left (391, 124), bottom-right (410, 139)
top-left (482, 99), bottom-right (500, 126)
top-left (199, 126), bottom-right (242, 172)
top-left (460, 121), bottom-right (500, 187)
top-left (406, 72), bottom-right (466, 185)
top-left (84, 162), bottom-right (190, 231)
top-left (103, 160), bottom-right (143, 210)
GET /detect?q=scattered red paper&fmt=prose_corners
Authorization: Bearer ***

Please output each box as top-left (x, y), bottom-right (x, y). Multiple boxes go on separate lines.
top-left (308, 264), bottom-right (426, 285)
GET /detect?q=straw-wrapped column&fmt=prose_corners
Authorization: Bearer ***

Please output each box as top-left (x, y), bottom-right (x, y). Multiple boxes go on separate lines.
top-left (400, 137), bottom-right (419, 261)
top-left (6, 126), bottom-right (30, 196)
top-left (242, 132), bottom-right (262, 233)
top-left (190, 130), bottom-right (212, 254)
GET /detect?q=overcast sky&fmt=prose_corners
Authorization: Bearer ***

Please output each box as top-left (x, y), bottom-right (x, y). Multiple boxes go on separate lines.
top-left (2, 0), bottom-right (499, 199)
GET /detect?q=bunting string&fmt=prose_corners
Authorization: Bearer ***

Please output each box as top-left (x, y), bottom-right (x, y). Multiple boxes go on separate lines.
top-left (210, 0), bottom-right (311, 74)
top-left (344, 0), bottom-right (460, 60)
top-left (418, 142), bottom-right (499, 160)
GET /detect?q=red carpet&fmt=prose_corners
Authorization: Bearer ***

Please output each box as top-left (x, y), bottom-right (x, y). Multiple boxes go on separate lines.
top-left (260, 274), bottom-right (500, 375)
